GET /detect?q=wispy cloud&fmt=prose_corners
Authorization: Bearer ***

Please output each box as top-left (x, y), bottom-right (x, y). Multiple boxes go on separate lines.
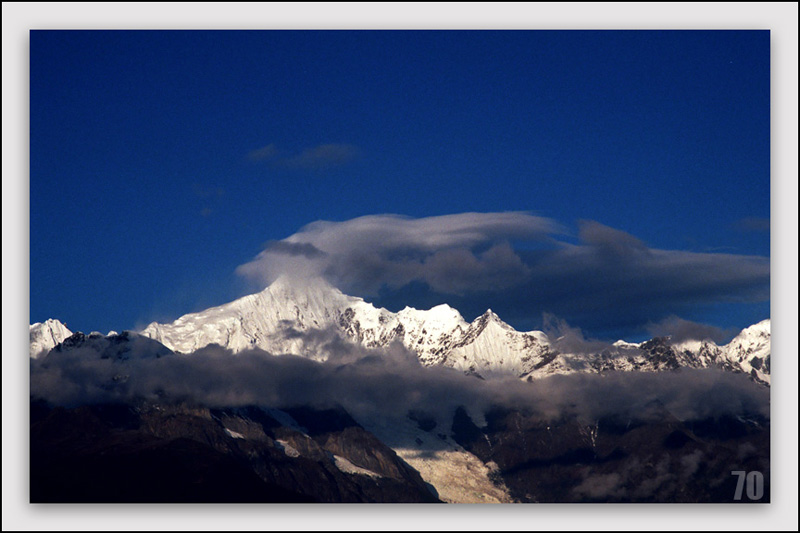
top-left (192, 184), bottom-right (226, 218)
top-left (735, 216), bottom-right (770, 233)
top-left (284, 143), bottom-right (359, 170)
top-left (247, 143), bottom-right (280, 162)
top-left (645, 315), bottom-right (739, 344)
top-left (247, 143), bottom-right (359, 169)
top-left (192, 184), bottom-right (226, 198)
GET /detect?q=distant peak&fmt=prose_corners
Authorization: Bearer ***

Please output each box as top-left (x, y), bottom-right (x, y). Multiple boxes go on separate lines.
top-left (476, 308), bottom-right (513, 331)
top-left (613, 339), bottom-right (640, 348)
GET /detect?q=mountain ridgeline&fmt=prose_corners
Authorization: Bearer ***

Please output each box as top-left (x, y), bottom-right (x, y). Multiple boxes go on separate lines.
top-left (29, 277), bottom-right (771, 503)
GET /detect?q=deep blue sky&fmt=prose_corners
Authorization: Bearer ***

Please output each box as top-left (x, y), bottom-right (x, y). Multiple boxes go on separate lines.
top-left (30, 30), bottom-right (770, 340)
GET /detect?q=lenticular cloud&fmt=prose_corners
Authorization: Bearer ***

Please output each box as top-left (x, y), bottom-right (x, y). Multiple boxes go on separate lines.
top-left (235, 212), bottom-right (769, 336)
top-left (236, 212), bottom-right (563, 294)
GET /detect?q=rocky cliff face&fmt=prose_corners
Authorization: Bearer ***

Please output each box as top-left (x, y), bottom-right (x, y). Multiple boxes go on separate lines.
top-left (31, 392), bottom-right (769, 504)
top-left (450, 404), bottom-right (770, 503)
top-left (30, 400), bottom-right (440, 503)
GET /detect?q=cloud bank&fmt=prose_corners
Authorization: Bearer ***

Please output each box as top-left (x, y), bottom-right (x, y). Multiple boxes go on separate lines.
top-left (31, 337), bottom-right (770, 429)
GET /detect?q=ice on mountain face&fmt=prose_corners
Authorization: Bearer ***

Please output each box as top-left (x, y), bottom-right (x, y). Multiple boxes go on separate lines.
top-left (332, 455), bottom-right (383, 478)
top-left (141, 276), bottom-right (365, 356)
top-left (671, 339), bottom-right (704, 353)
top-left (446, 312), bottom-right (555, 378)
top-left (612, 340), bottom-right (640, 349)
top-left (30, 319), bottom-right (72, 359)
top-left (224, 428), bottom-right (245, 439)
top-left (139, 276), bottom-right (553, 377)
top-left (393, 304), bottom-right (469, 365)
top-left (357, 411), bottom-right (514, 503)
top-left (141, 276), bottom-right (469, 364)
top-left (723, 319), bottom-right (770, 385)
top-left (274, 439), bottom-right (301, 458)
top-left (520, 321), bottom-right (770, 385)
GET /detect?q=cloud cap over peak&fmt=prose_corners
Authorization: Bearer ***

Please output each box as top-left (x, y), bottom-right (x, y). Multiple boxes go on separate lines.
top-left (236, 212), bottom-right (769, 339)
top-left (236, 211), bottom-right (563, 295)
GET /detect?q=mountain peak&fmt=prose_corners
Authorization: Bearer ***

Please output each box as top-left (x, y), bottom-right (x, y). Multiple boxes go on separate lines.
top-left (478, 308), bottom-right (498, 319)
top-left (479, 309), bottom-right (507, 325)
top-left (30, 318), bottom-right (73, 359)
top-left (723, 319), bottom-right (770, 385)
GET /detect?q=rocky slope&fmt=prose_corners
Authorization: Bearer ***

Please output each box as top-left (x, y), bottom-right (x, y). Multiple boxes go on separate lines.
top-left (30, 400), bottom-right (440, 503)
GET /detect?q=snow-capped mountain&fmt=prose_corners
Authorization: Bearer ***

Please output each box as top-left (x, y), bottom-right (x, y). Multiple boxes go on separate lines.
top-left (136, 276), bottom-right (770, 384)
top-left (30, 319), bottom-right (72, 359)
top-left (139, 276), bottom-right (560, 375)
top-left (522, 321), bottom-right (771, 386)
top-left (141, 276), bottom-right (391, 359)
top-left (29, 278), bottom-right (771, 504)
top-left (721, 320), bottom-right (771, 384)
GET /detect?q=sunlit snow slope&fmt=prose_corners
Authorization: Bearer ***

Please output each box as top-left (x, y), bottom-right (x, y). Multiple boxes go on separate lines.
top-left (30, 319), bottom-right (72, 359)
